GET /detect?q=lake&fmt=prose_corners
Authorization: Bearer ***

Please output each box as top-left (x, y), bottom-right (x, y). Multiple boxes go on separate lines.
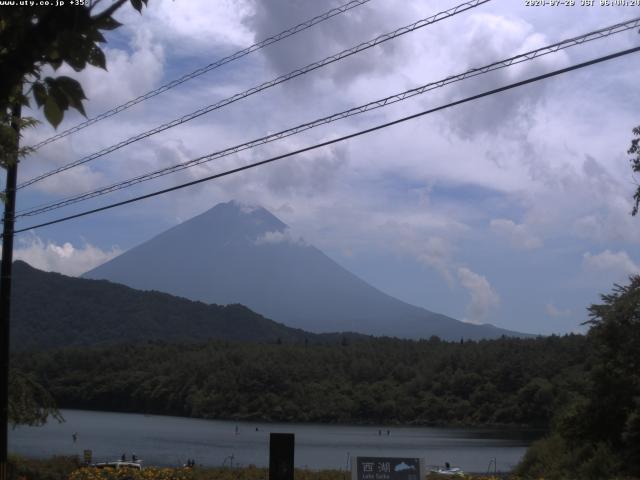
top-left (9, 409), bottom-right (540, 473)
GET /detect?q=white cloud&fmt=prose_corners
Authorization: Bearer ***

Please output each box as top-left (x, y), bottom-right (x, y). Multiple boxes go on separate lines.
top-left (583, 250), bottom-right (640, 277)
top-left (441, 12), bottom-right (568, 138)
top-left (255, 228), bottom-right (307, 246)
top-left (490, 218), bottom-right (542, 250)
top-left (246, 0), bottom-right (404, 85)
top-left (545, 303), bottom-right (571, 318)
top-left (414, 237), bottom-right (456, 287)
top-left (456, 267), bottom-right (500, 324)
top-left (6, 235), bottom-right (122, 277)
top-left (119, 0), bottom-right (254, 52)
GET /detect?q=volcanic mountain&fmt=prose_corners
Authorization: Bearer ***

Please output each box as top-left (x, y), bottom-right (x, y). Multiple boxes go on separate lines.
top-left (84, 201), bottom-right (526, 340)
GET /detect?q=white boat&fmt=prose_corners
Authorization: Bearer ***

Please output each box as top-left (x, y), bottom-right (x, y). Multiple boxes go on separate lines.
top-left (92, 460), bottom-right (143, 470)
top-left (429, 465), bottom-right (464, 476)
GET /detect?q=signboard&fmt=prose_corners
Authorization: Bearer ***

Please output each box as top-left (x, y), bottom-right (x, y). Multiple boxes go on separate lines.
top-left (352, 457), bottom-right (423, 480)
top-left (83, 449), bottom-right (92, 464)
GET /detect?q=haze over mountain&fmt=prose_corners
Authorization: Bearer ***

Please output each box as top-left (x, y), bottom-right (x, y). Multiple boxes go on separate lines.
top-left (84, 201), bottom-right (528, 340)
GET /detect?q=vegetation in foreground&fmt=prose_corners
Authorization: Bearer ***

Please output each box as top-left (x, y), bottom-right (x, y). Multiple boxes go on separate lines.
top-left (514, 278), bottom-right (640, 480)
top-left (4, 456), bottom-right (518, 480)
top-left (7, 455), bottom-right (81, 480)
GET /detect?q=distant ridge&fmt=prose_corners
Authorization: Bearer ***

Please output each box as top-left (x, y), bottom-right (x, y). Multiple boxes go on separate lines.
top-left (9, 260), bottom-right (363, 351)
top-left (84, 201), bottom-right (529, 340)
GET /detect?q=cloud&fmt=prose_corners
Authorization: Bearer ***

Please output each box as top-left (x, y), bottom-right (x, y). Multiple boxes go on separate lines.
top-left (456, 267), bottom-right (500, 324)
top-left (583, 250), bottom-right (640, 278)
top-left (545, 303), bottom-right (571, 318)
top-left (119, 0), bottom-right (254, 53)
top-left (490, 218), bottom-right (542, 250)
top-left (245, 0), bottom-right (404, 86)
top-left (441, 12), bottom-right (568, 138)
top-left (6, 235), bottom-right (122, 277)
top-left (414, 237), bottom-right (456, 287)
top-left (380, 216), bottom-right (467, 287)
top-left (255, 228), bottom-right (307, 246)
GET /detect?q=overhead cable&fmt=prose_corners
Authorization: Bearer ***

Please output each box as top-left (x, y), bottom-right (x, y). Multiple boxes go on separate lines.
top-left (10, 45), bottom-right (640, 236)
top-left (27, 0), bottom-right (373, 151)
top-left (17, 0), bottom-right (490, 191)
top-left (15, 16), bottom-right (640, 219)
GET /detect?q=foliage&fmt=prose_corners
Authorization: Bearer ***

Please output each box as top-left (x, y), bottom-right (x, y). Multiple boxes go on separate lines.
top-left (628, 126), bottom-right (640, 215)
top-left (8, 368), bottom-right (62, 427)
top-left (0, 0), bottom-right (148, 126)
top-left (8, 455), bottom-right (81, 480)
top-left (516, 276), bottom-right (640, 479)
top-left (68, 466), bottom-right (354, 480)
top-left (0, 0), bottom-right (148, 169)
top-left (68, 466), bottom-right (507, 480)
top-left (15, 334), bottom-right (587, 428)
top-left (70, 466), bottom-right (195, 480)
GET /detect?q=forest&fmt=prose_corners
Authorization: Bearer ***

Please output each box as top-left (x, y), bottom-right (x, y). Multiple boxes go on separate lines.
top-left (15, 334), bottom-right (586, 428)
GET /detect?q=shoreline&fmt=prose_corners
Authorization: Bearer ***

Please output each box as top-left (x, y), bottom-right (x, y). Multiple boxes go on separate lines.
top-left (50, 407), bottom-right (548, 433)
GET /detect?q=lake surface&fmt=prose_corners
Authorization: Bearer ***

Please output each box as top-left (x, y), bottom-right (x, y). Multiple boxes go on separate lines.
top-left (9, 410), bottom-right (540, 473)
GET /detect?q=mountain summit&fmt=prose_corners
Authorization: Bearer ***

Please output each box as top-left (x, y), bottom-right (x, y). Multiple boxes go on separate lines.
top-left (84, 201), bottom-right (525, 340)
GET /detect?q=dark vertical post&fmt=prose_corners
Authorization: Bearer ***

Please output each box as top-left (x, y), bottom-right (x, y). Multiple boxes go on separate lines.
top-left (0, 101), bottom-right (21, 480)
top-left (269, 433), bottom-right (294, 480)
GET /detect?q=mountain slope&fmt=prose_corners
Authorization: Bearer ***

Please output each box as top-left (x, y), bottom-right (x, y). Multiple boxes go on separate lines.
top-left (84, 201), bottom-right (528, 340)
top-left (9, 261), bottom-right (352, 351)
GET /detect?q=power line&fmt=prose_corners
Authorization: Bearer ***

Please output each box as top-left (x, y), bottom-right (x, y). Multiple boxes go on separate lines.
top-left (27, 0), bottom-right (372, 152)
top-left (15, 16), bottom-right (640, 219)
top-left (16, 0), bottom-right (490, 191)
top-left (9, 45), bottom-right (640, 237)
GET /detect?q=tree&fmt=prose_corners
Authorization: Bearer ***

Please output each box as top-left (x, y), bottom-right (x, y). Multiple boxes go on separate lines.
top-left (8, 369), bottom-right (62, 428)
top-left (517, 277), bottom-right (640, 479)
top-left (0, 1), bottom-right (149, 477)
top-left (627, 127), bottom-right (640, 215)
top-left (0, 0), bottom-right (149, 136)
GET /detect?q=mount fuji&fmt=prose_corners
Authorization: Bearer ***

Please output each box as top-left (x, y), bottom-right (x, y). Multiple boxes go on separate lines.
top-left (84, 201), bottom-right (527, 340)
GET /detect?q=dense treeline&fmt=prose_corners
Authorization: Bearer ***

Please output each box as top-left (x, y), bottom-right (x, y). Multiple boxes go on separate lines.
top-left (16, 334), bottom-right (586, 428)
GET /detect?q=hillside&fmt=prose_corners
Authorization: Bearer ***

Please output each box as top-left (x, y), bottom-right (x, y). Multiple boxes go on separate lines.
top-left (9, 261), bottom-right (358, 351)
top-left (84, 201), bottom-right (529, 340)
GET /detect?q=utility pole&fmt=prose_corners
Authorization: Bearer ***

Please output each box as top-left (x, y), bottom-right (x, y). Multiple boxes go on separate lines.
top-left (0, 101), bottom-right (22, 480)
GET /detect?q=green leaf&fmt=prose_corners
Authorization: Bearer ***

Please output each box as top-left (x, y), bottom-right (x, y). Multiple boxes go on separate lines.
top-left (87, 45), bottom-right (106, 70)
top-left (32, 82), bottom-right (47, 108)
top-left (50, 58), bottom-right (62, 71)
top-left (55, 76), bottom-right (87, 117)
top-left (66, 92), bottom-right (87, 118)
top-left (130, 0), bottom-right (143, 12)
top-left (64, 46), bottom-right (87, 72)
top-left (48, 84), bottom-right (70, 113)
top-left (88, 29), bottom-right (107, 44)
top-left (43, 96), bottom-right (63, 129)
top-left (95, 16), bottom-right (122, 31)
top-left (55, 76), bottom-right (87, 100)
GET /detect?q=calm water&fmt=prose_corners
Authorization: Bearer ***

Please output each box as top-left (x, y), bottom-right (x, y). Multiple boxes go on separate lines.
top-left (9, 410), bottom-right (540, 473)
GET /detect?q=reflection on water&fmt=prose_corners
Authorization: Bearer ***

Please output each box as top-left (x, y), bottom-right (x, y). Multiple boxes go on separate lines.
top-left (9, 410), bottom-right (541, 473)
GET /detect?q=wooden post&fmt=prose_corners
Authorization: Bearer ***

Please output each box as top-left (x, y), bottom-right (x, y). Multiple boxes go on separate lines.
top-left (0, 101), bottom-right (21, 480)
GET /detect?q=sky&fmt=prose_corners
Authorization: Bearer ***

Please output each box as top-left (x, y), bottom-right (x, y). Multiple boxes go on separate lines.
top-left (6, 0), bottom-right (640, 335)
